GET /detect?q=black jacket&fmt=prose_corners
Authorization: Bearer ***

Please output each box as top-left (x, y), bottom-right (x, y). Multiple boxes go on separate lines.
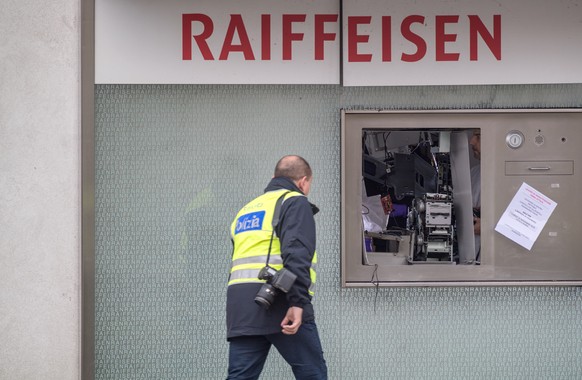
top-left (226, 177), bottom-right (317, 339)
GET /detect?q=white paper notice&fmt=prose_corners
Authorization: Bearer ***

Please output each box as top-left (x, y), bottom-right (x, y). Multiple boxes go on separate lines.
top-left (495, 183), bottom-right (557, 251)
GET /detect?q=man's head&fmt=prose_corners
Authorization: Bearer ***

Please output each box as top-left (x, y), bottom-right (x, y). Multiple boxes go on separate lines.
top-left (469, 129), bottom-right (481, 160)
top-left (274, 155), bottom-right (313, 195)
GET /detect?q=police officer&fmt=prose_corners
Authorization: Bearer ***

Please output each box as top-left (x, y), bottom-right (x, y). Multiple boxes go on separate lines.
top-left (226, 155), bottom-right (327, 380)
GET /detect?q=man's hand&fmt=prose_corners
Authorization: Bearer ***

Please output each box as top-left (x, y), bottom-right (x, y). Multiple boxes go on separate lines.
top-left (281, 306), bottom-right (303, 335)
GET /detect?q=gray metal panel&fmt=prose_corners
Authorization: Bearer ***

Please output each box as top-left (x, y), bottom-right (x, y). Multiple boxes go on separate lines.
top-left (489, 114), bottom-right (582, 280)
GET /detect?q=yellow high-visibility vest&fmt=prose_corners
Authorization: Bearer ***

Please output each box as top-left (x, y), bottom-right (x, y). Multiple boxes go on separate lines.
top-left (229, 189), bottom-right (317, 296)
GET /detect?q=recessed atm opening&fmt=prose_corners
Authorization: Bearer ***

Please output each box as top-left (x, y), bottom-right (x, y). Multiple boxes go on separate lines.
top-left (361, 128), bottom-right (479, 267)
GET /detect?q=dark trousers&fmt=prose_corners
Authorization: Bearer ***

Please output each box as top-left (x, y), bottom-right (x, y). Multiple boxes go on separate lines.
top-left (227, 320), bottom-right (327, 380)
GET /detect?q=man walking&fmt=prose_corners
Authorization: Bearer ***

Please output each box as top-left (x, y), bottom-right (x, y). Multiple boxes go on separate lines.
top-left (226, 155), bottom-right (327, 380)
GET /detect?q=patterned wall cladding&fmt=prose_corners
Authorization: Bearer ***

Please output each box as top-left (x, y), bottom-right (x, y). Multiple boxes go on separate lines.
top-left (95, 84), bottom-right (582, 379)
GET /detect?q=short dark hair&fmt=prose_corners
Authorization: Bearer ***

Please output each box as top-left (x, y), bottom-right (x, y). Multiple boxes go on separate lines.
top-left (274, 155), bottom-right (312, 181)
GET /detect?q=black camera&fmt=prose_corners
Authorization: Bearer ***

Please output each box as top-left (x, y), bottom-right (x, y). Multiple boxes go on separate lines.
top-left (254, 266), bottom-right (297, 309)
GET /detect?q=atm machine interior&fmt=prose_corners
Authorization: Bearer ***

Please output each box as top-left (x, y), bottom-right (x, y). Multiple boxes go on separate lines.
top-left (362, 129), bottom-right (476, 266)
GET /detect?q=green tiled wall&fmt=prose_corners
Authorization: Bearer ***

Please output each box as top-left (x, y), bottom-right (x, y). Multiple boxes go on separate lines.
top-left (95, 84), bottom-right (582, 379)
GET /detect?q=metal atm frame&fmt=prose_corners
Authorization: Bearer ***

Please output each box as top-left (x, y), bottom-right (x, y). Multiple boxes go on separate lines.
top-left (341, 109), bottom-right (582, 286)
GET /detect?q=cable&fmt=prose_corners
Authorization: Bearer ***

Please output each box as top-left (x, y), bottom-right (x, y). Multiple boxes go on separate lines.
top-left (371, 264), bottom-right (379, 312)
top-left (361, 204), bottom-right (370, 215)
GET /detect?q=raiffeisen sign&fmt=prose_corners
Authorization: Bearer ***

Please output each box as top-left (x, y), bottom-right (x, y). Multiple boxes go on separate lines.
top-left (95, 0), bottom-right (582, 85)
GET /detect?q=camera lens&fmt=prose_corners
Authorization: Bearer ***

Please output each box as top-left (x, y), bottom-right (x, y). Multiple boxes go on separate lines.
top-left (254, 284), bottom-right (277, 309)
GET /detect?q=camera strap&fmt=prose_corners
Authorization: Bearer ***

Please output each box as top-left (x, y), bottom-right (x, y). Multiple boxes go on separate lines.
top-left (265, 191), bottom-right (290, 266)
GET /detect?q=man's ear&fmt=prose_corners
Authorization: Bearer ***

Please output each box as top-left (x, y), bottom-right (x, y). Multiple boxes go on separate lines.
top-left (295, 176), bottom-right (307, 193)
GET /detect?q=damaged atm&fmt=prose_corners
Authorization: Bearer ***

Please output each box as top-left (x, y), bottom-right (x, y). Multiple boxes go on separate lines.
top-left (342, 110), bottom-right (582, 286)
top-left (362, 129), bottom-right (480, 264)
top-left (362, 129), bottom-right (473, 266)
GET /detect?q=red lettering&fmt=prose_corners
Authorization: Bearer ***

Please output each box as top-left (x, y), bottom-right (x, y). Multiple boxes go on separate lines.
top-left (469, 15), bottom-right (501, 60)
top-left (435, 15), bottom-right (460, 61)
top-left (261, 14), bottom-right (271, 60)
top-left (219, 15), bottom-right (255, 60)
top-left (182, 13), bottom-right (214, 60)
top-left (282, 14), bottom-right (306, 60)
top-left (382, 16), bottom-right (391, 62)
top-left (314, 14), bottom-right (338, 60)
top-left (182, 13), bottom-right (501, 65)
top-left (401, 15), bottom-right (426, 62)
top-left (348, 16), bottom-right (372, 62)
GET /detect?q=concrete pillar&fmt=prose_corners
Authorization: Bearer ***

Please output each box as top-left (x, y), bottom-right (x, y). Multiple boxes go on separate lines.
top-left (0, 1), bottom-right (80, 379)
